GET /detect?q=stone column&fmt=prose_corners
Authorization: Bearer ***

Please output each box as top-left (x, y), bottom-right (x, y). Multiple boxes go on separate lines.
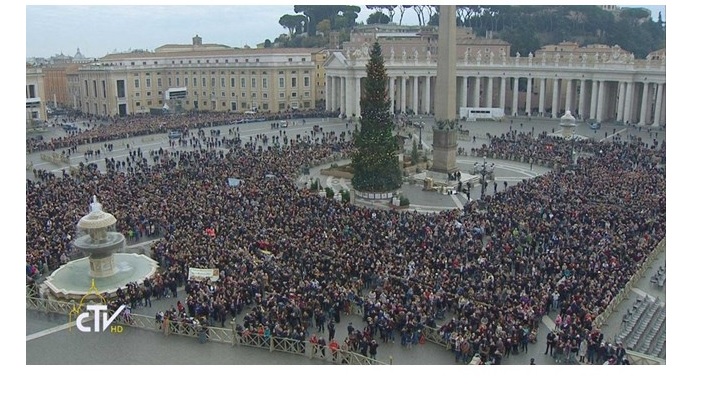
top-left (638, 82), bottom-right (650, 126)
top-left (512, 77), bottom-right (519, 116)
top-left (472, 76), bottom-right (481, 107)
top-left (623, 82), bottom-right (634, 124)
top-left (616, 81), bottom-right (626, 123)
top-left (333, 76), bottom-right (340, 112)
top-left (424, 76), bottom-right (431, 114)
top-left (347, 76), bottom-right (355, 117)
top-left (458, 76), bottom-right (467, 109)
top-left (578, 79), bottom-right (587, 120)
top-left (596, 80), bottom-right (606, 122)
top-left (401, 77), bottom-right (407, 113)
top-left (325, 75), bottom-right (331, 111)
top-left (486, 77), bottom-right (494, 108)
top-left (538, 78), bottom-right (546, 117)
top-left (389, 76), bottom-right (396, 114)
top-left (355, 76), bottom-right (362, 116)
top-left (334, 75), bottom-right (339, 112)
top-left (565, 79), bottom-right (573, 115)
top-left (551, 78), bottom-right (560, 118)
top-left (345, 76), bottom-right (354, 117)
top-left (413, 75), bottom-right (420, 113)
top-left (590, 80), bottom-right (599, 120)
top-left (340, 76), bottom-right (346, 115)
top-left (431, 4), bottom-right (458, 174)
top-left (524, 77), bottom-right (532, 115)
top-left (652, 83), bottom-right (664, 127)
top-left (499, 77), bottom-right (507, 110)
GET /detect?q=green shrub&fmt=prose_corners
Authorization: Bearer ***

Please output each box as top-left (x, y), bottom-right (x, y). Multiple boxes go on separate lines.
top-left (325, 187), bottom-right (335, 198)
top-left (399, 196), bottom-right (410, 206)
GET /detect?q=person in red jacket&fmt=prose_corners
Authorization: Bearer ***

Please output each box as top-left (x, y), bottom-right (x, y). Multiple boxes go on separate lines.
top-left (309, 334), bottom-right (319, 356)
top-left (328, 339), bottom-right (340, 361)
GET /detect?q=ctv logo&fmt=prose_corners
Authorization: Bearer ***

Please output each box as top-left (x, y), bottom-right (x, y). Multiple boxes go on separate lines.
top-left (76, 304), bottom-right (126, 333)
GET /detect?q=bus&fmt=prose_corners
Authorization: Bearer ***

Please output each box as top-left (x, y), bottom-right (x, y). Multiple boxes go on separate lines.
top-left (459, 107), bottom-right (505, 121)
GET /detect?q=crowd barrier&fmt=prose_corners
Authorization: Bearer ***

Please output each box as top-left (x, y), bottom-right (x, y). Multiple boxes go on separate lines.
top-left (25, 295), bottom-right (388, 365)
top-left (40, 152), bottom-right (70, 165)
top-left (592, 238), bottom-right (666, 329)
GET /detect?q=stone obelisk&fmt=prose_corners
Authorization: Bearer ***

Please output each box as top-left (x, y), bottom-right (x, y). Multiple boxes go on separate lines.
top-left (431, 4), bottom-right (458, 174)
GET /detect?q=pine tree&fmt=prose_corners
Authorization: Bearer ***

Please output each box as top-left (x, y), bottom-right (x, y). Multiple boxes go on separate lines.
top-left (351, 41), bottom-right (402, 192)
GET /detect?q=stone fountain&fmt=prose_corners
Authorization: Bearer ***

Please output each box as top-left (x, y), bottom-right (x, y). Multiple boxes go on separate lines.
top-left (42, 196), bottom-right (158, 301)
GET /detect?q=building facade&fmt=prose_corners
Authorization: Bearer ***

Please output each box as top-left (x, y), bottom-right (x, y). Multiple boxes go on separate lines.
top-left (26, 65), bottom-right (46, 124)
top-left (324, 27), bottom-right (666, 127)
top-left (28, 30), bottom-right (665, 127)
top-left (73, 36), bottom-right (320, 116)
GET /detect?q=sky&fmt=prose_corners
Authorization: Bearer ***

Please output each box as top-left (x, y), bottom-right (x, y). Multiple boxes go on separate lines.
top-left (26, 2), bottom-right (667, 59)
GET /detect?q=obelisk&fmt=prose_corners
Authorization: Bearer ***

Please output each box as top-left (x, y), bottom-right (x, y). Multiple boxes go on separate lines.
top-left (431, 4), bottom-right (458, 174)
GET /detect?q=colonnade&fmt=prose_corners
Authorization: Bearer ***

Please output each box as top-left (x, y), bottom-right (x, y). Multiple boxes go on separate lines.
top-left (325, 67), bottom-right (665, 128)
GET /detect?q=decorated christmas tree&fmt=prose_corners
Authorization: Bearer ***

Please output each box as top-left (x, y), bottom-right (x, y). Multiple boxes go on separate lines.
top-left (351, 41), bottom-right (402, 192)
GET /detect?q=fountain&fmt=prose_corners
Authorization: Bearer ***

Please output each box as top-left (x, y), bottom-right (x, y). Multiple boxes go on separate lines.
top-left (559, 110), bottom-right (577, 139)
top-left (42, 196), bottom-right (158, 301)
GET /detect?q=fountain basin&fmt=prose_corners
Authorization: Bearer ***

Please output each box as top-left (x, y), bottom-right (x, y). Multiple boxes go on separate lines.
top-left (42, 253), bottom-right (158, 301)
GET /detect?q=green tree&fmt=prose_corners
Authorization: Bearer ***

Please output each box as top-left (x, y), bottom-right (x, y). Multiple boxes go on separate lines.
top-left (317, 19), bottom-right (332, 37)
top-left (263, 39), bottom-right (272, 48)
top-left (351, 42), bottom-right (402, 192)
top-left (367, 5), bottom-right (396, 22)
top-left (279, 14), bottom-right (307, 37)
top-left (291, 5), bottom-right (360, 36)
top-left (367, 11), bottom-right (390, 24)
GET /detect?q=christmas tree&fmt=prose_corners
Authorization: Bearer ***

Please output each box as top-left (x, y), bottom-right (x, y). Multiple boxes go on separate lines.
top-left (351, 41), bottom-right (402, 192)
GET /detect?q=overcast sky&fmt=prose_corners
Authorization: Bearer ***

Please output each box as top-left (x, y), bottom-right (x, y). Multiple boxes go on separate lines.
top-left (25, 2), bottom-right (667, 59)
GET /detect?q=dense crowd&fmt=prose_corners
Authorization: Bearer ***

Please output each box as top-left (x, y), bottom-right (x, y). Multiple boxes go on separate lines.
top-left (26, 109), bottom-right (339, 154)
top-left (26, 112), bottom-right (665, 364)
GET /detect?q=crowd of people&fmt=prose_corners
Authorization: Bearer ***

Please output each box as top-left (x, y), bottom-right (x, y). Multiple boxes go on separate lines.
top-left (26, 111), bottom-right (665, 364)
top-left (26, 109), bottom-right (339, 154)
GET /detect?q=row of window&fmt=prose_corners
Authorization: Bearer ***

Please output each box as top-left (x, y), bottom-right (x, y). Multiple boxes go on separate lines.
top-left (129, 99), bottom-right (313, 110)
top-left (132, 91), bottom-right (311, 99)
top-left (135, 70), bottom-right (310, 75)
top-left (125, 57), bottom-right (309, 66)
top-left (131, 76), bottom-right (311, 89)
top-left (84, 77), bottom-right (311, 99)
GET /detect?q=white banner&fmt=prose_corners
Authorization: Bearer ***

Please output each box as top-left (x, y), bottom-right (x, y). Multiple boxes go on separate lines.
top-left (188, 267), bottom-right (220, 282)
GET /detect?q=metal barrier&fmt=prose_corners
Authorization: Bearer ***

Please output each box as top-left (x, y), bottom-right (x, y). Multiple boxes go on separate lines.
top-left (26, 295), bottom-right (387, 364)
top-left (26, 296), bottom-right (75, 316)
top-left (421, 325), bottom-right (451, 350)
top-left (591, 238), bottom-right (666, 365)
top-left (592, 237), bottom-right (666, 329)
top-left (40, 152), bottom-right (70, 165)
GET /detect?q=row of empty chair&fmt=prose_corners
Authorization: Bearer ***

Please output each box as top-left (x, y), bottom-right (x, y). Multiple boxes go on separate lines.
top-left (615, 296), bottom-right (666, 358)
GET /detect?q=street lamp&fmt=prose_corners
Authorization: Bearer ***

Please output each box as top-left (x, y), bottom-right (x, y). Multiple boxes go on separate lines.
top-left (418, 117), bottom-right (423, 150)
top-left (474, 157), bottom-right (493, 202)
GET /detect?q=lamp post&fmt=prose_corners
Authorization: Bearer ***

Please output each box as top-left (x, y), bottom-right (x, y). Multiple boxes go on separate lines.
top-left (475, 157), bottom-right (492, 201)
top-left (418, 118), bottom-right (423, 150)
